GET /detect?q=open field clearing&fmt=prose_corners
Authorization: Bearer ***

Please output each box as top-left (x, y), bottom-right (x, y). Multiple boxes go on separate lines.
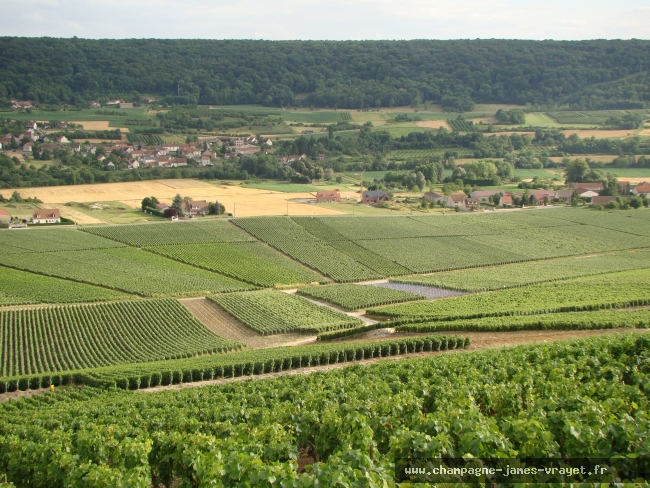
top-left (562, 129), bottom-right (639, 138)
top-left (0, 179), bottom-right (347, 217)
top-left (180, 297), bottom-right (311, 349)
top-left (63, 201), bottom-right (166, 224)
top-left (69, 120), bottom-right (111, 130)
top-left (547, 154), bottom-right (616, 163)
top-left (0, 299), bottom-right (240, 378)
top-left (414, 120), bottom-right (451, 129)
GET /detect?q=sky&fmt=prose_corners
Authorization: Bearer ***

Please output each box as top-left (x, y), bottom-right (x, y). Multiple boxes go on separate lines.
top-left (1, 0), bottom-right (648, 40)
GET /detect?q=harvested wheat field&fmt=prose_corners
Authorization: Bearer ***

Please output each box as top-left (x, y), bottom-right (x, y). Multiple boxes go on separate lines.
top-left (415, 120), bottom-right (451, 130)
top-left (0, 180), bottom-right (345, 217)
top-left (547, 155), bottom-right (616, 163)
top-left (70, 121), bottom-right (130, 132)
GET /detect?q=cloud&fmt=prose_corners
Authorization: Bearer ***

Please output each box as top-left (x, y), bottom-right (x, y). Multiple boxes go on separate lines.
top-left (1, 0), bottom-right (648, 40)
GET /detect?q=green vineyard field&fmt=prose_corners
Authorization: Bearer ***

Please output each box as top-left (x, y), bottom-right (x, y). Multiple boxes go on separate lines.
top-left (147, 242), bottom-right (325, 287)
top-left (0, 228), bottom-right (125, 253)
top-left (299, 284), bottom-right (424, 310)
top-left (371, 268), bottom-right (650, 322)
top-left (0, 334), bottom-right (646, 486)
top-left (209, 290), bottom-right (363, 334)
top-left (392, 248), bottom-right (650, 291)
top-left (396, 309), bottom-right (650, 333)
top-left (82, 220), bottom-right (255, 247)
top-left (0, 299), bottom-right (240, 377)
top-left (447, 118), bottom-right (476, 131)
top-left (0, 247), bottom-right (254, 297)
top-left (0, 266), bottom-right (130, 305)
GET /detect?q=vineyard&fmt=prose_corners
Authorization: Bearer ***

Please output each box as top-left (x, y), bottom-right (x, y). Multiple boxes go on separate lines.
top-left (0, 334), bottom-right (646, 486)
top-left (147, 243), bottom-right (325, 287)
top-left (209, 290), bottom-right (363, 334)
top-left (447, 118), bottom-right (476, 131)
top-left (298, 284), bottom-right (424, 310)
top-left (392, 248), bottom-right (650, 291)
top-left (0, 247), bottom-right (253, 296)
top-left (395, 309), bottom-right (650, 333)
top-left (82, 220), bottom-right (255, 247)
top-left (0, 266), bottom-right (129, 305)
top-left (126, 133), bottom-right (164, 144)
top-left (0, 299), bottom-right (240, 378)
top-left (387, 149), bottom-right (449, 159)
top-left (0, 228), bottom-right (125, 253)
top-left (546, 110), bottom-right (630, 125)
top-left (233, 217), bottom-right (381, 282)
top-left (370, 269), bottom-right (650, 322)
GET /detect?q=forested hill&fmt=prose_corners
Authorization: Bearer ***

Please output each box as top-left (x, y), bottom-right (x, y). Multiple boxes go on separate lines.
top-left (1, 38), bottom-right (649, 110)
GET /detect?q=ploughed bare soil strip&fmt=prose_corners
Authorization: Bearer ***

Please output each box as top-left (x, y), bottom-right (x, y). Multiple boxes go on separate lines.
top-left (179, 297), bottom-right (312, 349)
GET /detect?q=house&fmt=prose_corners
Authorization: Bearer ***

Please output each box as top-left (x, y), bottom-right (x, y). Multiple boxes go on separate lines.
top-left (106, 99), bottom-right (125, 106)
top-left (57, 135), bottom-right (70, 144)
top-left (169, 158), bottom-right (187, 167)
top-left (246, 136), bottom-right (258, 144)
top-left (12, 100), bottom-right (33, 109)
top-left (631, 182), bottom-right (650, 198)
top-left (22, 142), bottom-right (33, 154)
top-left (362, 191), bottom-right (391, 204)
top-left (144, 97), bottom-right (156, 103)
top-left (573, 182), bottom-right (604, 192)
top-left (0, 208), bottom-right (10, 223)
top-left (316, 190), bottom-right (341, 203)
top-left (591, 196), bottom-right (617, 205)
top-left (32, 209), bottom-right (60, 224)
top-left (104, 161), bottom-right (116, 170)
top-left (576, 189), bottom-right (599, 199)
top-left (469, 190), bottom-right (504, 202)
top-left (554, 189), bottom-right (574, 203)
top-left (235, 147), bottom-right (259, 156)
top-left (155, 203), bottom-right (170, 211)
top-left (500, 195), bottom-right (513, 207)
top-left (446, 194), bottom-right (467, 208)
top-left (464, 198), bottom-right (481, 208)
top-left (25, 121), bottom-right (37, 130)
top-left (423, 192), bottom-right (446, 204)
top-left (119, 102), bottom-right (134, 109)
top-left (127, 160), bottom-right (139, 170)
top-left (91, 101), bottom-right (101, 108)
top-left (317, 153), bottom-right (325, 161)
top-left (262, 139), bottom-right (273, 146)
top-left (234, 138), bottom-right (245, 147)
top-left (182, 200), bottom-right (209, 216)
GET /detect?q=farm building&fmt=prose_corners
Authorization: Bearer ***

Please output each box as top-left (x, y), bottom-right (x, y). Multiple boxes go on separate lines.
top-left (182, 200), bottom-right (209, 216)
top-left (155, 203), bottom-right (170, 211)
top-left (576, 189), bottom-right (600, 198)
top-left (362, 191), bottom-right (390, 204)
top-left (447, 195), bottom-right (480, 209)
top-left (0, 208), bottom-right (10, 223)
top-left (554, 189), bottom-right (574, 202)
top-left (469, 190), bottom-right (504, 202)
top-left (591, 196), bottom-right (617, 205)
top-left (423, 192), bottom-right (446, 203)
top-left (32, 209), bottom-right (60, 224)
top-left (632, 182), bottom-right (650, 197)
top-left (316, 190), bottom-right (341, 203)
top-left (573, 182), bottom-right (604, 192)
top-left (500, 195), bottom-right (513, 207)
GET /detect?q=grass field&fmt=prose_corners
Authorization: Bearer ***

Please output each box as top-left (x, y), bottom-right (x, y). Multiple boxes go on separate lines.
top-left (298, 283), bottom-right (424, 310)
top-left (603, 167), bottom-right (650, 178)
top-left (65, 201), bottom-right (168, 224)
top-left (512, 168), bottom-right (561, 180)
top-left (240, 181), bottom-right (344, 193)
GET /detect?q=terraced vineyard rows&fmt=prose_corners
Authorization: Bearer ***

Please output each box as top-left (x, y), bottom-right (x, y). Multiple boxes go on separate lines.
top-left (147, 243), bottom-right (325, 287)
top-left (0, 248), bottom-right (254, 296)
top-left (209, 290), bottom-right (363, 334)
top-left (298, 284), bottom-right (424, 310)
top-left (392, 248), bottom-right (650, 291)
top-left (395, 309), bottom-right (650, 333)
top-left (233, 242), bottom-right (325, 283)
top-left (82, 220), bottom-right (255, 247)
top-left (233, 217), bottom-right (380, 281)
top-left (547, 110), bottom-right (632, 124)
top-left (0, 299), bottom-right (241, 377)
top-left (0, 266), bottom-right (130, 305)
top-left (370, 268), bottom-right (650, 322)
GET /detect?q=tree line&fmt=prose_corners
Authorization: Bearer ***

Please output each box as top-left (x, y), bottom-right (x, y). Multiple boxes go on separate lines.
top-left (1, 38), bottom-right (649, 110)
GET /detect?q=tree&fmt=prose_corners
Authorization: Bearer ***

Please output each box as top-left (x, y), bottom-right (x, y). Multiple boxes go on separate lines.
top-left (172, 193), bottom-right (184, 214)
top-left (564, 159), bottom-right (590, 184)
top-left (10, 191), bottom-right (22, 202)
top-left (630, 196), bottom-right (643, 209)
top-left (141, 196), bottom-right (159, 211)
top-left (328, 125), bottom-right (334, 140)
top-left (415, 171), bottom-right (426, 191)
top-left (324, 168), bottom-right (334, 181)
top-left (163, 207), bottom-right (178, 219)
top-left (209, 201), bottom-right (226, 215)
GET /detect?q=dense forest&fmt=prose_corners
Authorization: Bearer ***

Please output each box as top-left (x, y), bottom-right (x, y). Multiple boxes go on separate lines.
top-left (1, 38), bottom-right (649, 110)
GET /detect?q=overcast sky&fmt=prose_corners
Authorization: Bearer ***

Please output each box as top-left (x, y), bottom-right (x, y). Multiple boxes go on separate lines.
top-left (2, 0), bottom-right (648, 40)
